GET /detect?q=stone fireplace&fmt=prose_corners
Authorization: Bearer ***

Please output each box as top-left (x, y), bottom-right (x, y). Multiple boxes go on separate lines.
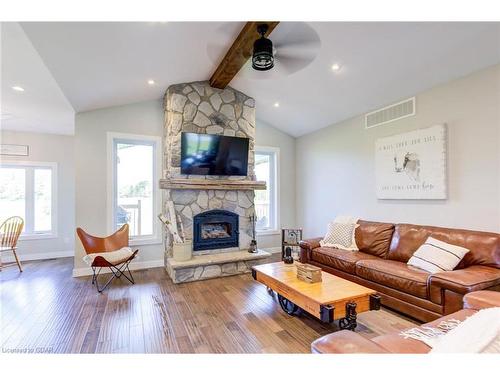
top-left (161, 81), bottom-right (271, 283)
top-left (193, 209), bottom-right (239, 251)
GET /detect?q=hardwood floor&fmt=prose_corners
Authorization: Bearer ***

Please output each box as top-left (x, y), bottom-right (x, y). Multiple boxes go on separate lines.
top-left (1, 257), bottom-right (418, 353)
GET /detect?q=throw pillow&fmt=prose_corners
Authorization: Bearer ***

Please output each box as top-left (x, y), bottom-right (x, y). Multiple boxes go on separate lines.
top-left (333, 215), bottom-right (359, 250)
top-left (320, 222), bottom-right (358, 251)
top-left (407, 237), bottom-right (470, 273)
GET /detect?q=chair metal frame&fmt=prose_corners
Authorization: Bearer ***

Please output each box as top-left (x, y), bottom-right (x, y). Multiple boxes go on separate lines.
top-left (90, 250), bottom-right (138, 292)
top-left (76, 224), bottom-right (139, 293)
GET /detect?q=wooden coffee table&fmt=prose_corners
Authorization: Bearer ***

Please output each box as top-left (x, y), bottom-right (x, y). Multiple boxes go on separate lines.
top-left (252, 262), bottom-right (380, 330)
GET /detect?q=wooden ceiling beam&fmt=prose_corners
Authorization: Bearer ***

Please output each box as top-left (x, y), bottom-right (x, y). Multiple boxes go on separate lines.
top-left (209, 21), bottom-right (279, 89)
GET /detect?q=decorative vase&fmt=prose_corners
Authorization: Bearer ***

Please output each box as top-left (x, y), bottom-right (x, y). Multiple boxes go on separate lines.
top-left (173, 240), bottom-right (192, 261)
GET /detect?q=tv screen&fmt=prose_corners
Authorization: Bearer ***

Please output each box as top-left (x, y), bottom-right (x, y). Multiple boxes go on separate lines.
top-left (180, 132), bottom-right (249, 176)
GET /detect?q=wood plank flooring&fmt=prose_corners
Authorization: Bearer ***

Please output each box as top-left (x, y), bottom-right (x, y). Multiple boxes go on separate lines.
top-left (0, 257), bottom-right (418, 353)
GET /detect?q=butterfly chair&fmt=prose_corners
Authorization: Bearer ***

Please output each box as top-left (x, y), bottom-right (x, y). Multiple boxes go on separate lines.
top-left (76, 224), bottom-right (139, 293)
top-left (0, 216), bottom-right (25, 272)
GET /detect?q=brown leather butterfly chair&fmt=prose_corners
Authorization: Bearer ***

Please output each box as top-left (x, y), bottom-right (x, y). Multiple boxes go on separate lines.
top-left (76, 224), bottom-right (139, 292)
top-left (0, 216), bottom-right (25, 272)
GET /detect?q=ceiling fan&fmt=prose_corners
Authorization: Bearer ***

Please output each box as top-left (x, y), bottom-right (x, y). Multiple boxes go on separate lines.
top-left (251, 22), bottom-right (321, 75)
top-left (207, 22), bottom-right (321, 85)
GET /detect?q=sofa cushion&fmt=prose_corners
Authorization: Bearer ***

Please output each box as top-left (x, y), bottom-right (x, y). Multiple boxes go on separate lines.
top-left (355, 220), bottom-right (395, 258)
top-left (387, 223), bottom-right (500, 268)
top-left (311, 330), bottom-right (389, 353)
top-left (311, 247), bottom-right (380, 274)
top-left (356, 259), bottom-right (430, 299)
top-left (464, 290), bottom-right (500, 310)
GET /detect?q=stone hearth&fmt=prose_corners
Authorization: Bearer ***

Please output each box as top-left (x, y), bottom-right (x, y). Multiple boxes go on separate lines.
top-left (161, 81), bottom-right (271, 283)
top-left (166, 249), bottom-right (270, 283)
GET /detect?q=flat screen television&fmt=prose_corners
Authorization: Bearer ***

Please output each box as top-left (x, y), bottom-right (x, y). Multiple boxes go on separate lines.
top-left (180, 132), bottom-right (249, 176)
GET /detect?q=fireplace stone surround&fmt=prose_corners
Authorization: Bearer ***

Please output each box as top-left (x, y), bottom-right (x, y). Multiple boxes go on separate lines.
top-left (161, 81), bottom-right (271, 283)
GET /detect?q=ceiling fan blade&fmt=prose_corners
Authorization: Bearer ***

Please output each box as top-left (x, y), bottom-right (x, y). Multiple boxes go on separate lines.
top-left (273, 38), bottom-right (321, 50)
top-left (271, 22), bottom-right (321, 50)
top-left (273, 44), bottom-right (320, 61)
top-left (275, 55), bottom-right (315, 75)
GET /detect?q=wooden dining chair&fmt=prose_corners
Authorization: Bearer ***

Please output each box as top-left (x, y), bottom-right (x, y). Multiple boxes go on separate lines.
top-left (76, 224), bottom-right (139, 292)
top-left (0, 216), bottom-right (25, 272)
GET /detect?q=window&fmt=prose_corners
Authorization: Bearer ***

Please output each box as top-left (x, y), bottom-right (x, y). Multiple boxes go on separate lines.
top-left (108, 133), bottom-right (161, 244)
top-left (255, 147), bottom-right (279, 233)
top-left (0, 162), bottom-right (57, 239)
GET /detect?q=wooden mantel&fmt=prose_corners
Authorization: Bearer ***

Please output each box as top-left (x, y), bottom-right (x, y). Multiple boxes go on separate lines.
top-left (159, 178), bottom-right (266, 191)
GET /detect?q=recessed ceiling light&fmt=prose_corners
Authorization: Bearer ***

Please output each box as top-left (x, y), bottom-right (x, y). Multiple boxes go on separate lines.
top-left (331, 63), bottom-right (341, 72)
top-left (12, 86), bottom-right (25, 92)
top-left (273, 102), bottom-right (280, 108)
top-left (147, 79), bottom-right (155, 85)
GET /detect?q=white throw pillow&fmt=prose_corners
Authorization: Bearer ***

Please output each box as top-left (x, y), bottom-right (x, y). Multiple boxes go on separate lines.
top-left (333, 215), bottom-right (359, 249)
top-left (320, 222), bottom-right (358, 251)
top-left (407, 237), bottom-right (469, 273)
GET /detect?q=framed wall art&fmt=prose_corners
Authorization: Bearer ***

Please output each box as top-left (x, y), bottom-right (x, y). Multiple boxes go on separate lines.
top-left (375, 124), bottom-right (447, 199)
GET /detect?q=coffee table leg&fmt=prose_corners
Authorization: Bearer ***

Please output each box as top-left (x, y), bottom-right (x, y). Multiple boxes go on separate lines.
top-left (320, 305), bottom-right (334, 323)
top-left (338, 302), bottom-right (357, 331)
top-left (370, 294), bottom-right (381, 310)
top-left (277, 294), bottom-right (300, 315)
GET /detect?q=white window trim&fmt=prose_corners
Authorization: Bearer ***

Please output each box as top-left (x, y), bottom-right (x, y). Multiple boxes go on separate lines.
top-left (255, 146), bottom-right (280, 235)
top-left (0, 160), bottom-right (58, 240)
top-left (106, 132), bottom-right (162, 246)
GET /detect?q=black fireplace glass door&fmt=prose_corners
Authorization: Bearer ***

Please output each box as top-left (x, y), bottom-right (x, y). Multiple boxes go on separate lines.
top-left (193, 210), bottom-right (239, 251)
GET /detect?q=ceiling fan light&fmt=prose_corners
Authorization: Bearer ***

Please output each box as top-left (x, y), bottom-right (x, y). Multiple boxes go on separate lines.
top-left (252, 24), bottom-right (274, 71)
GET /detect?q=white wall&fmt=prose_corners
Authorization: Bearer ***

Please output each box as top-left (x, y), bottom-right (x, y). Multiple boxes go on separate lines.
top-left (255, 119), bottom-right (297, 250)
top-left (296, 64), bottom-right (500, 238)
top-left (74, 99), bottom-right (295, 273)
top-left (74, 100), bottom-right (165, 274)
top-left (0, 130), bottom-right (75, 260)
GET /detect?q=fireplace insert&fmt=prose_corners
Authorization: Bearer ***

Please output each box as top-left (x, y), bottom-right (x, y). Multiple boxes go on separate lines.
top-left (193, 209), bottom-right (239, 251)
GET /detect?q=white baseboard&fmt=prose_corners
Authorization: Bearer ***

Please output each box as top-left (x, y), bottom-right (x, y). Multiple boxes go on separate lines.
top-left (1, 250), bottom-right (74, 263)
top-left (72, 259), bottom-right (165, 277)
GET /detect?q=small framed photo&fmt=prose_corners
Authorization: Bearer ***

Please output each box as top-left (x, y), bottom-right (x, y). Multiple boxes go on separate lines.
top-left (282, 228), bottom-right (302, 245)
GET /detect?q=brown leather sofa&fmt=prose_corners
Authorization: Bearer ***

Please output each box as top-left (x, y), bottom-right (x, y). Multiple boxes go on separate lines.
top-left (311, 290), bottom-right (500, 353)
top-left (299, 220), bottom-right (500, 322)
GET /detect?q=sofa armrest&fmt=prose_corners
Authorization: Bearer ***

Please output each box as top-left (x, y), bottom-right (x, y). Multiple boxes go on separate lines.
top-left (311, 331), bottom-right (389, 353)
top-left (299, 237), bottom-right (322, 263)
top-left (429, 265), bottom-right (500, 295)
top-left (463, 290), bottom-right (500, 310)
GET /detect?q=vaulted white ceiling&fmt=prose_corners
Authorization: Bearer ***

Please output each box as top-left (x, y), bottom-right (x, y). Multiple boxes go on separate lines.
top-left (1, 22), bottom-right (75, 135)
top-left (3, 22), bottom-right (500, 137)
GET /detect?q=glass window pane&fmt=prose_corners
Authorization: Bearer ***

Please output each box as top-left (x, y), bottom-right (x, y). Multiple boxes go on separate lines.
top-left (255, 153), bottom-right (270, 230)
top-left (116, 142), bottom-right (154, 236)
top-left (34, 168), bottom-right (52, 232)
top-left (0, 168), bottom-right (26, 229)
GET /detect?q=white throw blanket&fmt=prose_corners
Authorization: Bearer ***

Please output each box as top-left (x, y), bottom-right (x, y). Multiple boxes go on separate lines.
top-left (400, 307), bottom-right (500, 353)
